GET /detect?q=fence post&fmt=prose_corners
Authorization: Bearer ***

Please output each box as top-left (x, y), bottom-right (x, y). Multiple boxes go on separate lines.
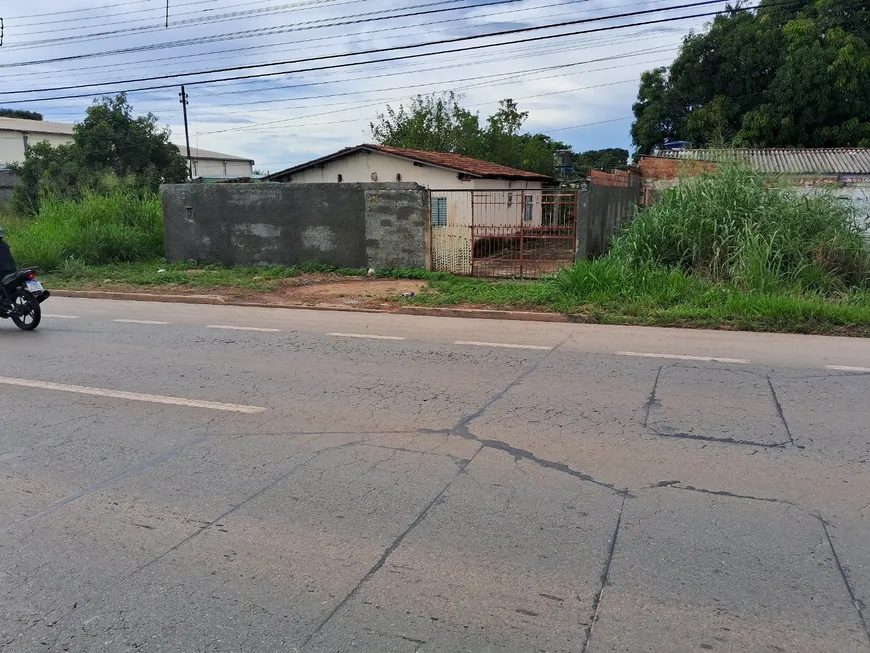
top-left (424, 189), bottom-right (433, 271)
top-left (575, 181), bottom-right (590, 261)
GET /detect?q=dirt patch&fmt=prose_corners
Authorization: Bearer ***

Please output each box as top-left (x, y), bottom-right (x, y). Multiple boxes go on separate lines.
top-left (86, 274), bottom-right (428, 309)
top-left (240, 274), bottom-right (427, 308)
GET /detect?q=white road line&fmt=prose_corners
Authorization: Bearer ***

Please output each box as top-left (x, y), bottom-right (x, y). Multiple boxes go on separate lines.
top-left (44, 314), bottom-right (80, 319)
top-left (617, 351), bottom-right (751, 364)
top-left (206, 325), bottom-right (281, 333)
top-left (0, 376), bottom-right (266, 414)
top-left (826, 365), bottom-right (870, 373)
top-left (327, 332), bottom-right (406, 341)
top-left (113, 319), bottom-right (170, 325)
top-left (454, 340), bottom-right (553, 351)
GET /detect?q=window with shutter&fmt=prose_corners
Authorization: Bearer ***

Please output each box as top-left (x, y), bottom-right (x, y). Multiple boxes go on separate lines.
top-left (432, 197), bottom-right (448, 227)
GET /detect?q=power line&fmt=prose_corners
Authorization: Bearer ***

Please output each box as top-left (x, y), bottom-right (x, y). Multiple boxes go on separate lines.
top-left (42, 33), bottom-right (680, 122)
top-left (6, 0), bottom-right (169, 19)
top-left (11, 0), bottom-right (344, 35)
top-left (0, 0), bottom-right (737, 95)
top-left (6, 0), bottom-right (600, 82)
top-left (547, 116), bottom-right (634, 132)
top-left (10, 0), bottom-right (306, 29)
top-left (3, 1), bottom-right (800, 106)
top-left (2, 0), bottom-right (503, 51)
top-left (195, 48), bottom-right (675, 133)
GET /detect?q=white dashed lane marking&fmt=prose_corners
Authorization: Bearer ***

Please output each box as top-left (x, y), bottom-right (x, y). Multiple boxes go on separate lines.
top-left (0, 376), bottom-right (266, 413)
top-left (206, 325), bottom-right (281, 333)
top-left (44, 314), bottom-right (80, 319)
top-left (454, 341), bottom-right (553, 351)
top-left (113, 319), bottom-right (170, 325)
top-left (826, 365), bottom-right (870, 373)
top-left (327, 332), bottom-right (406, 341)
top-left (617, 351), bottom-right (750, 364)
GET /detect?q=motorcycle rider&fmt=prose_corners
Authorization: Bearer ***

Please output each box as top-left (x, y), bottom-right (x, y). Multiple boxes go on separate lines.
top-left (0, 226), bottom-right (17, 309)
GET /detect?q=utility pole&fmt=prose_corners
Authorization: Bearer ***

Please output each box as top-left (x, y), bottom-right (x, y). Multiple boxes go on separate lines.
top-left (165, 0), bottom-right (170, 28)
top-left (179, 85), bottom-right (193, 180)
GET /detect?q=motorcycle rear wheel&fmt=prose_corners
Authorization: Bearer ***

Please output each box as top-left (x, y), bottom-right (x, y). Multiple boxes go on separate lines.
top-left (10, 290), bottom-right (41, 330)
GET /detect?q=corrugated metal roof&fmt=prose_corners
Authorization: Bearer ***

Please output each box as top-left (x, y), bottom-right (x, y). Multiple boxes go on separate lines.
top-left (0, 117), bottom-right (75, 135)
top-left (650, 148), bottom-right (870, 174)
top-left (184, 146), bottom-right (254, 163)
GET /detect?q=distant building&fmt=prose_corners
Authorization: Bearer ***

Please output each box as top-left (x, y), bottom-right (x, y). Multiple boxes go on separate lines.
top-left (0, 117), bottom-right (254, 177)
top-left (638, 148), bottom-right (870, 216)
top-left (184, 147), bottom-right (255, 178)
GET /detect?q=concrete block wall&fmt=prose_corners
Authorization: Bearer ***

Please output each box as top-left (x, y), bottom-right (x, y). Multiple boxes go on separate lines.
top-left (0, 169), bottom-right (20, 209)
top-left (161, 182), bottom-right (427, 270)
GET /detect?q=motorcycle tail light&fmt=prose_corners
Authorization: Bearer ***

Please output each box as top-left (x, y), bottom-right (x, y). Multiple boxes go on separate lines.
top-left (27, 273), bottom-right (35, 280)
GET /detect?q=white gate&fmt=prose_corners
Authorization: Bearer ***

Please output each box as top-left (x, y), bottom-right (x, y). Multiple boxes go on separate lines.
top-left (429, 190), bottom-right (472, 275)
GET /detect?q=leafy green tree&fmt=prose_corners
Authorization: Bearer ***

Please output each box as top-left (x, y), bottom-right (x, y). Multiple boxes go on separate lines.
top-left (573, 148), bottom-right (630, 175)
top-left (11, 94), bottom-right (187, 213)
top-left (631, 0), bottom-right (870, 154)
top-left (73, 94), bottom-right (188, 189)
top-left (370, 93), bottom-right (570, 176)
top-left (0, 109), bottom-right (43, 120)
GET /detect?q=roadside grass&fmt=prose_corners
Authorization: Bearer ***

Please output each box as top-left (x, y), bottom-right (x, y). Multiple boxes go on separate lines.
top-left (13, 166), bottom-right (870, 336)
top-left (38, 260), bottom-right (440, 292)
top-left (5, 190), bottom-right (163, 270)
top-left (38, 258), bottom-right (870, 336)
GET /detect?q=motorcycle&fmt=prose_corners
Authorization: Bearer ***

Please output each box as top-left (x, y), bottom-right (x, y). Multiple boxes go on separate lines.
top-left (0, 267), bottom-right (50, 331)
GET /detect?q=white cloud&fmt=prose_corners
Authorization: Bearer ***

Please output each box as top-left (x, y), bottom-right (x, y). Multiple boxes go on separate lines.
top-left (0, 0), bottom-right (725, 170)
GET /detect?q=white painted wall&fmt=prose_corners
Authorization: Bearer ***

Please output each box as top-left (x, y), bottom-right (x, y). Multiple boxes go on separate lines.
top-left (0, 129), bottom-right (74, 165)
top-left (282, 150), bottom-right (544, 226)
top-left (1, 127), bottom-right (253, 179)
top-left (192, 158), bottom-right (254, 177)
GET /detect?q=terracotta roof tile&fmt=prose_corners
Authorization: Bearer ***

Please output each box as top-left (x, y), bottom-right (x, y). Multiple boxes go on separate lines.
top-left (364, 144), bottom-right (554, 180)
top-left (265, 144), bottom-right (554, 181)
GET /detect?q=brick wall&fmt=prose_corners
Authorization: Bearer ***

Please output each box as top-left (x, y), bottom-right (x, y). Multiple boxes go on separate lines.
top-left (638, 156), bottom-right (718, 204)
top-left (638, 156), bottom-right (718, 180)
top-left (589, 169), bottom-right (641, 188)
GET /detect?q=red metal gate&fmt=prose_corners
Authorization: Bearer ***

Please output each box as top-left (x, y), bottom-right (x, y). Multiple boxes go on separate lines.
top-left (470, 190), bottom-right (578, 278)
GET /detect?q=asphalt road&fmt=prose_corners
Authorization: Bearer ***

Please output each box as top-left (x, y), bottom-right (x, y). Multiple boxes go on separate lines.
top-left (2, 297), bottom-right (869, 652)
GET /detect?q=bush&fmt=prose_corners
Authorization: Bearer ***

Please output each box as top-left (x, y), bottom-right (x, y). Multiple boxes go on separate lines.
top-left (6, 190), bottom-right (163, 270)
top-left (608, 166), bottom-right (870, 293)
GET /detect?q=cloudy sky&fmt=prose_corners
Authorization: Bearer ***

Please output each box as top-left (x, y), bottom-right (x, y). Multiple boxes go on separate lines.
top-left (0, 0), bottom-right (727, 172)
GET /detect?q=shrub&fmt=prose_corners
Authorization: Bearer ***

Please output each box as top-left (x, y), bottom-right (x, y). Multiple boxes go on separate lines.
top-left (608, 166), bottom-right (870, 292)
top-left (6, 190), bottom-right (163, 270)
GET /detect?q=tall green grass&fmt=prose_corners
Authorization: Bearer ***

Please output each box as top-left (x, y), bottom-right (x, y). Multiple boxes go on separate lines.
top-left (608, 166), bottom-right (870, 293)
top-left (5, 190), bottom-right (163, 271)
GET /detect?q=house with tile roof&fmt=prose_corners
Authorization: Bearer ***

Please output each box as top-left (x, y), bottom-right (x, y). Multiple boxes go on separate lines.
top-left (264, 144), bottom-right (556, 229)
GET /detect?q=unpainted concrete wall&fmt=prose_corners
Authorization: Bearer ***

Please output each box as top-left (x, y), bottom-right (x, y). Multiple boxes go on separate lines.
top-left (0, 169), bottom-right (20, 209)
top-left (161, 182), bottom-right (427, 269)
top-left (577, 179), bottom-right (642, 259)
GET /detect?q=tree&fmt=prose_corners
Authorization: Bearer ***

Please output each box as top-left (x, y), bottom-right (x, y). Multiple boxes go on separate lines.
top-left (73, 94), bottom-right (188, 189)
top-left (370, 93), bottom-right (570, 176)
top-left (11, 94), bottom-right (187, 213)
top-left (631, 0), bottom-right (870, 154)
top-left (0, 109), bottom-right (43, 120)
top-left (573, 148), bottom-right (630, 175)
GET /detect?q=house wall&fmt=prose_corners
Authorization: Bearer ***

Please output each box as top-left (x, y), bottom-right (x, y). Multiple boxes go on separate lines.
top-left (277, 150), bottom-right (470, 187)
top-left (275, 150), bottom-right (544, 226)
top-left (161, 182), bottom-right (427, 269)
top-left (191, 158), bottom-right (254, 178)
top-left (0, 129), bottom-right (74, 165)
top-left (0, 169), bottom-right (20, 208)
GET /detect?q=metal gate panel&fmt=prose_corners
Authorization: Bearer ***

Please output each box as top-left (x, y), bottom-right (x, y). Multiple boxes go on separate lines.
top-left (471, 190), bottom-right (578, 278)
